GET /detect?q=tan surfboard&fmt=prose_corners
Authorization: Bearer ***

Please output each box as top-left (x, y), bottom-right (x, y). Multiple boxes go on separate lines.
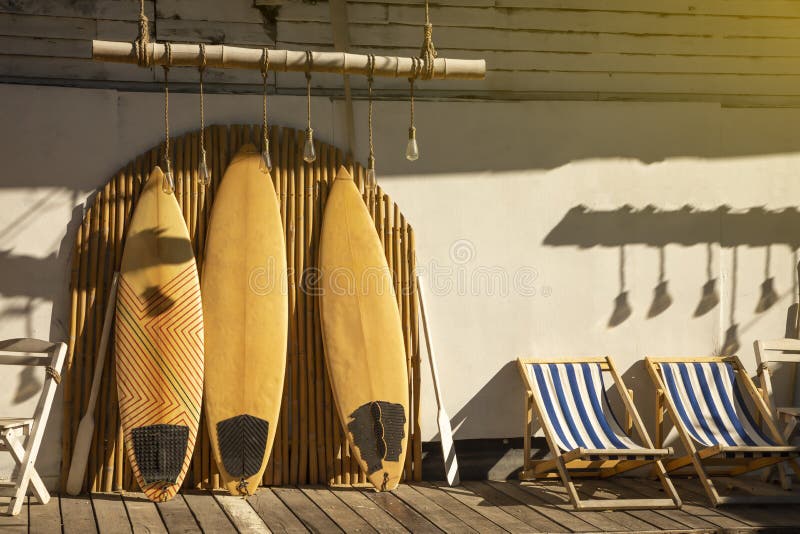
top-left (202, 145), bottom-right (288, 495)
top-left (319, 167), bottom-right (409, 491)
top-left (116, 166), bottom-right (204, 502)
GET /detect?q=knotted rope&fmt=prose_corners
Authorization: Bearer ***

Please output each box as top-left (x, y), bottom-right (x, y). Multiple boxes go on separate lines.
top-left (305, 50), bottom-right (314, 134)
top-left (419, 0), bottom-right (437, 80)
top-left (135, 0), bottom-right (151, 67)
top-left (261, 47), bottom-right (270, 154)
top-left (367, 54), bottom-right (376, 173)
top-left (198, 43), bottom-right (207, 164)
top-left (408, 57), bottom-right (421, 139)
top-left (45, 366), bottom-right (61, 384)
top-left (162, 43), bottom-right (173, 171)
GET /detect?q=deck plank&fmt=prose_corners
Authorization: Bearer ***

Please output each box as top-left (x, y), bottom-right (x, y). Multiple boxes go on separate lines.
top-left (671, 478), bottom-right (800, 528)
top-left (29, 494), bottom-right (61, 534)
top-left (123, 493), bottom-right (168, 534)
top-left (0, 496), bottom-right (28, 533)
top-left (155, 494), bottom-right (201, 533)
top-left (215, 493), bottom-right (270, 533)
top-left (516, 480), bottom-right (644, 532)
top-left (249, 487), bottom-right (308, 533)
top-left (330, 487), bottom-right (407, 534)
top-left (182, 491), bottom-right (236, 532)
top-left (612, 477), bottom-right (725, 531)
top-left (393, 483), bottom-right (478, 534)
top-left (436, 482), bottom-right (534, 533)
top-left (301, 486), bottom-right (377, 533)
top-left (61, 494), bottom-right (97, 534)
top-left (410, 483), bottom-right (506, 534)
top-left (92, 493), bottom-right (133, 534)
top-left (273, 486), bottom-right (343, 533)
top-left (486, 479), bottom-right (597, 532)
top-left (364, 489), bottom-right (441, 533)
top-left (573, 480), bottom-right (675, 531)
top-left (462, 480), bottom-right (564, 533)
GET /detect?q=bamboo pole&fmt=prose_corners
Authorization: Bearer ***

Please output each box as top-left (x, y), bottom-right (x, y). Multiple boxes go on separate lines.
top-left (408, 226), bottom-right (422, 481)
top-left (305, 140), bottom-right (319, 485)
top-left (401, 214), bottom-right (414, 482)
top-left (318, 143), bottom-right (336, 486)
top-left (276, 128), bottom-right (294, 484)
top-left (60, 215), bottom-right (82, 492)
top-left (287, 129), bottom-right (299, 485)
top-left (92, 42), bottom-right (486, 80)
top-left (296, 129), bottom-right (309, 484)
top-left (95, 179), bottom-right (113, 492)
top-left (85, 190), bottom-right (102, 492)
top-left (312, 139), bottom-right (326, 484)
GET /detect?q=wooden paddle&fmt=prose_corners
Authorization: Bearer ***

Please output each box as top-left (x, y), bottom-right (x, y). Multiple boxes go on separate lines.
top-left (66, 272), bottom-right (119, 496)
top-left (416, 274), bottom-right (460, 486)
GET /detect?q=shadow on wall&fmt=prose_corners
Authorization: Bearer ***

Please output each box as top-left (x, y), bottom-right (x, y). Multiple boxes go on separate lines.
top-left (544, 205), bottom-right (800, 350)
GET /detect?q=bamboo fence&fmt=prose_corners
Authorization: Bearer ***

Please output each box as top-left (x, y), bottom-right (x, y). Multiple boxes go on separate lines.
top-left (61, 124), bottom-right (423, 492)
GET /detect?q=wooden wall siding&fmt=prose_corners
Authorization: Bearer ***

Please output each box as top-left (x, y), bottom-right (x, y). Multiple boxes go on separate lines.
top-left (60, 124), bottom-right (424, 492)
top-left (3, 2), bottom-right (800, 98)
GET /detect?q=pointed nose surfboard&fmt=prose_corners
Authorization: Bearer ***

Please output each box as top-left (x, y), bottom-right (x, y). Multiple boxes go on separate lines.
top-left (202, 145), bottom-right (288, 495)
top-left (319, 167), bottom-right (409, 491)
top-left (116, 167), bottom-right (204, 502)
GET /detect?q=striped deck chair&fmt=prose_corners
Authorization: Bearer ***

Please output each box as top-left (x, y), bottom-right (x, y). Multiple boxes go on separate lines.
top-left (646, 356), bottom-right (800, 506)
top-left (517, 357), bottom-right (680, 510)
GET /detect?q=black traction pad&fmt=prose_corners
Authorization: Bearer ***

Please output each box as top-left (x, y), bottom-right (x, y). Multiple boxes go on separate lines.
top-left (131, 424), bottom-right (189, 485)
top-left (347, 401), bottom-right (406, 474)
top-left (216, 414), bottom-right (269, 479)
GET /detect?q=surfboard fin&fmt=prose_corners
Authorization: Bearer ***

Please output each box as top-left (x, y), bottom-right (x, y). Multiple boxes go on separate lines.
top-left (131, 424), bottom-right (189, 485)
top-left (348, 401), bottom-right (406, 475)
top-left (216, 414), bottom-right (269, 480)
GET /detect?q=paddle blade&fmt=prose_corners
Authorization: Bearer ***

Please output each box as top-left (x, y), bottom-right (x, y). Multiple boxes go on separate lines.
top-left (437, 408), bottom-right (460, 486)
top-left (65, 415), bottom-right (94, 495)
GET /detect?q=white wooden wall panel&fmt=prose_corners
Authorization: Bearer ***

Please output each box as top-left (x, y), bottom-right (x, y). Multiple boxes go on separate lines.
top-left (2, 0), bottom-right (800, 104)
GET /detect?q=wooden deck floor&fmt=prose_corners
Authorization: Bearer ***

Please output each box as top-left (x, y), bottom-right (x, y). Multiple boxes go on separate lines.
top-left (4, 479), bottom-right (800, 533)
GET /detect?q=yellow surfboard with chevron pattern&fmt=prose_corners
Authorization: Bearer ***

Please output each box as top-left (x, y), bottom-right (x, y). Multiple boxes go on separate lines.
top-left (116, 166), bottom-right (204, 503)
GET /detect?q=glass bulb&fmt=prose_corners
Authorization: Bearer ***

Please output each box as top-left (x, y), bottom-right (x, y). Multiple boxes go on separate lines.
top-left (161, 161), bottom-right (175, 194)
top-left (303, 129), bottom-right (316, 163)
top-left (259, 140), bottom-right (272, 173)
top-left (366, 167), bottom-right (376, 189)
top-left (405, 128), bottom-right (419, 161)
top-left (198, 152), bottom-right (211, 186)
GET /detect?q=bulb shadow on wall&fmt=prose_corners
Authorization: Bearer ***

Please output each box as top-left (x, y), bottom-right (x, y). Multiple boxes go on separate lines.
top-left (544, 204), bottom-right (800, 350)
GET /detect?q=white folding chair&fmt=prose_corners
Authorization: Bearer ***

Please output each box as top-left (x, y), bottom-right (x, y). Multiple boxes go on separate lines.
top-left (0, 338), bottom-right (66, 516)
top-left (754, 338), bottom-right (800, 487)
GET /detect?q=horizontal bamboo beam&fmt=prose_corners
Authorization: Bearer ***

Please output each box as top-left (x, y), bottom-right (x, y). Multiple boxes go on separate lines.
top-left (92, 41), bottom-right (486, 80)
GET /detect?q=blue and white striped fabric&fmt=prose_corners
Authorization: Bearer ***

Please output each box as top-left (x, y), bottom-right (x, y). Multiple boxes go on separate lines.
top-left (527, 362), bottom-right (640, 452)
top-left (660, 362), bottom-right (774, 448)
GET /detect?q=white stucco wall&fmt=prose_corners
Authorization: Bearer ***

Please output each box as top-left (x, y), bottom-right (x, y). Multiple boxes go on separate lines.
top-left (2, 83), bottom-right (799, 485)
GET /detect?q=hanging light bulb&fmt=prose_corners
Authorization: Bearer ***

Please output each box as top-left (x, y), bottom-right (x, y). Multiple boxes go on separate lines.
top-left (162, 158), bottom-right (175, 194)
top-left (198, 150), bottom-right (211, 186)
top-left (303, 128), bottom-right (316, 163)
top-left (260, 139), bottom-right (273, 173)
top-left (406, 61), bottom-right (420, 162)
top-left (303, 51), bottom-right (317, 163)
top-left (367, 156), bottom-right (377, 190)
top-left (406, 127), bottom-right (419, 161)
top-left (161, 44), bottom-right (175, 195)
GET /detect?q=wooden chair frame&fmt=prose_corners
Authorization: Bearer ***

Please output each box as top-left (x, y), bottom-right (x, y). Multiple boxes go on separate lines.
top-left (517, 356), bottom-right (680, 510)
top-left (0, 338), bottom-right (66, 516)
top-left (754, 338), bottom-right (800, 488)
top-left (646, 355), bottom-right (800, 506)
